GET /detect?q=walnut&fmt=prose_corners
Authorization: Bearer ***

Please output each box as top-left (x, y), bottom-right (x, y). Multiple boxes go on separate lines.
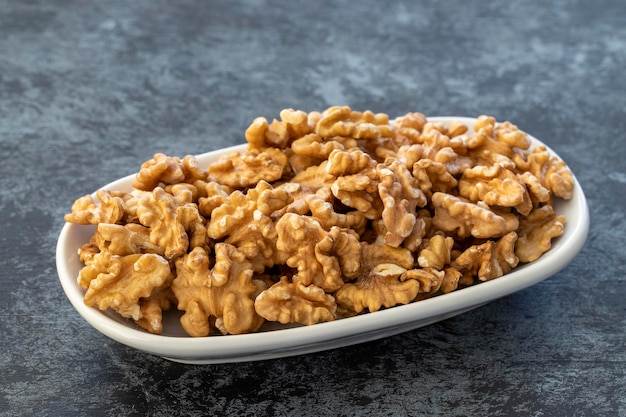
top-left (207, 147), bottom-right (288, 189)
top-left (403, 267), bottom-right (446, 300)
top-left (377, 159), bottom-right (427, 247)
top-left (64, 190), bottom-right (127, 225)
top-left (515, 204), bottom-right (565, 262)
top-left (518, 171), bottom-right (552, 205)
top-left (291, 161), bottom-right (335, 190)
top-left (495, 120), bottom-right (531, 150)
top-left (207, 181), bottom-right (288, 272)
top-left (135, 274), bottom-right (176, 334)
top-left (325, 148), bottom-right (382, 219)
top-left (291, 133), bottom-right (357, 160)
top-left (459, 115), bottom-right (522, 166)
top-left (335, 263), bottom-right (420, 314)
top-left (78, 242), bottom-right (100, 265)
top-left (172, 245), bottom-right (264, 336)
top-left (245, 108), bottom-right (312, 149)
top-left (392, 112), bottom-right (427, 144)
top-left (116, 189), bottom-right (151, 224)
top-left (360, 241), bottom-right (415, 270)
top-left (78, 251), bottom-right (171, 322)
top-left (331, 174), bottom-right (382, 220)
top-left (431, 192), bottom-right (512, 239)
top-left (417, 234), bottom-right (455, 270)
top-left (132, 153), bottom-right (207, 191)
top-left (412, 159), bottom-right (458, 198)
top-left (326, 148), bottom-right (377, 176)
top-left (440, 267), bottom-right (463, 293)
top-left (458, 164), bottom-right (529, 213)
top-left (317, 226), bottom-right (362, 280)
top-left (93, 223), bottom-right (164, 256)
top-left (164, 183), bottom-right (198, 205)
top-left (197, 180), bottom-right (231, 217)
top-left (136, 187), bottom-right (199, 260)
top-left (275, 213), bottom-right (360, 292)
top-left (254, 277), bottom-right (336, 325)
top-left (513, 145), bottom-right (574, 200)
top-left (396, 139), bottom-right (470, 178)
top-left (452, 231), bottom-right (519, 282)
top-left (287, 151), bottom-right (326, 175)
top-left (315, 106), bottom-right (389, 140)
top-left (304, 192), bottom-right (367, 233)
top-left (446, 120), bottom-right (470, 138)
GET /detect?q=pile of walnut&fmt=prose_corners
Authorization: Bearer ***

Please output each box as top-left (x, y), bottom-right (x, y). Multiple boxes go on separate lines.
top-left (65, 106), bottom-right (574, 337)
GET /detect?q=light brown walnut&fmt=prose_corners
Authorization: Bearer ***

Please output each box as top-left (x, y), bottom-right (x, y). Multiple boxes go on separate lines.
top-left (452, 231), bottom-right (519, 282)
top-left (392, 112), bottom-right (428, 144)
top-left (172, 245), bottom-right (264, 336)
top-left (335, 263), bottom-right (420, 313)
top-left (331, 171), bottom-right (382, 219)
top-left (458, 164), bottom-right (529, 212)
top-left (460, 115), bottom-right (522, 167)
top-left (417, 234), bottom-right (455, 270)
top-left (304, 192), bottom-right (367, 233)
top-left (135, 274), bottom-right (176, 334)
top-left (515, 204), bottom-right (566, 262)
top-left (326, 148), bottom-right (377, 176)
top-left (431, 192), bottom-right (511, 239)
top-left (291, 133), bottom-right (357, 160)
top-left (290, 161), bottom-right (336, 191)
top-left (412, 159), bottom-right (458, 198)
top-left (136, 187), bottom-right (197, 260)
top-left (518, 171), bottom-right (552, 205)
top-left (93, 223), bottom-right (164, 256)
top-left (360, 242), bottom-right (415, 270)
top-left (315, 106), bottom-right (389, 140)
top-left (275, 213), bottom-right (361, 292)
top-left (198, 180), bottom-right (232, 217)
top-left (245, 108), bottom-right (312, 150)
top-left (133, 153), bottom-right (207, 191)
top-left (513, 145), bottom-right (574, 200)
top-left (377, 159), bottom-right (427, 247)
top-left (207, 147), bottom-right (288, 189)
top-left (78, 251), bottom-right (171, 322)
top-left (403, 267), bottom-right (446, 300)
top-left (207, 181), bottom-right (289, 272)
top-left (64, 190), bottom-right (127, 225)
top-left (254, 277), bottom-right (336, 325)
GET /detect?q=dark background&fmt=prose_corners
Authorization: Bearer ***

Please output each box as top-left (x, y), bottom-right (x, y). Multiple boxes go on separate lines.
top-left (1, 1), bottom-right (625, 416)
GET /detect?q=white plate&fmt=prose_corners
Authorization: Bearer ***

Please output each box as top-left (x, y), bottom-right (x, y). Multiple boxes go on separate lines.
top-left (56, 117), bottom-right (590, 364)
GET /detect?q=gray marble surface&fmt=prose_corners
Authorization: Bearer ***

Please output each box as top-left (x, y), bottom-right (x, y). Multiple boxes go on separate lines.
top-left (1, 1), bottom-right (625, 416)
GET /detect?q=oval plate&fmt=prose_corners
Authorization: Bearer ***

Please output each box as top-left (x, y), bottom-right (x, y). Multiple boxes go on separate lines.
top-left (56, 117), bottom-right (590, 364)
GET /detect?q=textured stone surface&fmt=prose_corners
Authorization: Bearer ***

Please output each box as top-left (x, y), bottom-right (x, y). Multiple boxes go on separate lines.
top-left (1, 1), bottom-right (625, 416)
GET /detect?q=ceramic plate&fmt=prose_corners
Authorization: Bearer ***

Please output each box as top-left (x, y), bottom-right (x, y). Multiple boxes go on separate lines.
top-left (56, 117), bottom-right (589, 364)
